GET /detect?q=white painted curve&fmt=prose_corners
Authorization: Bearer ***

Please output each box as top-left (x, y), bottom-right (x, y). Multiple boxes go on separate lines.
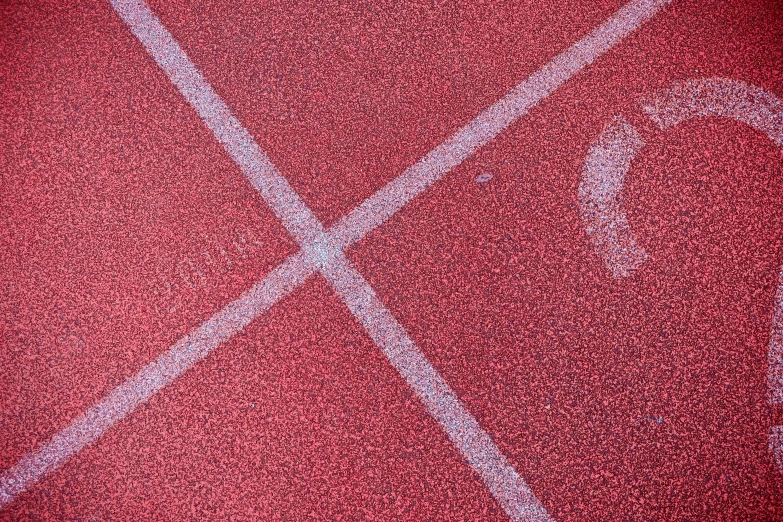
top-left (578, 115), bottom-right (649, 278)
top-left (580, 77), bottom-right (783, 473)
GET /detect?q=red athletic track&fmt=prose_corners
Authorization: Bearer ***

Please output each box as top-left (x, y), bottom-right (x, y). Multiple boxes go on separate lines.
top-left (2, 0), bottom-right (783, 520)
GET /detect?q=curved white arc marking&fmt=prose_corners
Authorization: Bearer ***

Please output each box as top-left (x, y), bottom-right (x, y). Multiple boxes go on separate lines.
top-left (579, 115), bottom-right (649, 278)
top-left (641, 77), bottom-right (783, 471)
top-left (641, 77), bottom-right (783, 148)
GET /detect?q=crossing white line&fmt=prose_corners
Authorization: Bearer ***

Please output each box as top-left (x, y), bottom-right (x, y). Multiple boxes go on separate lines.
top-left (1, 0), bottom-right (672, 517)
top-left (320, 251), bottom-right (551, 521)
top-left (329, 0), bottom-right (674, 250)
top-left (108, 0), bottom-right (325, 247)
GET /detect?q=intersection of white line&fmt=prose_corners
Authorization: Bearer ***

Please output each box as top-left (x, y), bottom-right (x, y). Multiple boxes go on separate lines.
top-left (579, 115), bottom-right (649, 278)
top-left (0, 0), bottom-right (674, 518)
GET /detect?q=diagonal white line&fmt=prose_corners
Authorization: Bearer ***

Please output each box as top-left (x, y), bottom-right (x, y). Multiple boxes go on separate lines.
top-left (107, 0), bottom-right (324, 247)
top-left (0, 252), bottom-right (314, 508)
top-left (0, 0), bottom-right (672, 517)
top-left (320, 251), bottom-right (551, 521)
top-left (329, 0), bottom-right (673, 250)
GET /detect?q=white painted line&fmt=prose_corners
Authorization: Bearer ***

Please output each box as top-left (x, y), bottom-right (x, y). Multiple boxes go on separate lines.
top-left (2, 0), bottom-right (673, 514)
top-left (642, 77), bottom-right (783, 148)
top-left (329, 0), bottom-right (674, 251)
top-left (108, 0), bottom-right (325, 247)
top-left (319, 251), bottom-right (552, 522)
top-left (0, 252), bottom-right (314, 509)
top-left (579, 115), bottom-right (649, 278)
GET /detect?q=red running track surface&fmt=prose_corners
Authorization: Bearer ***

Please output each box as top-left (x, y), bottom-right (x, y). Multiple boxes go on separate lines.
top-left (2, 0), bottom-right (783, 520)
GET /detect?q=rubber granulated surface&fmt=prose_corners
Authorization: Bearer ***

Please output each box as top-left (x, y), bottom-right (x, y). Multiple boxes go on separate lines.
top-left (0, 0), bottom-right (297, 480)
top-left (2, 277), bottom-right (510, 520)
top-left (2, 0), bottom-right (783, 520)
top-left (350, 1), bottom-right (783, 520)
top-left (145, 0), bottom-right (627, 226)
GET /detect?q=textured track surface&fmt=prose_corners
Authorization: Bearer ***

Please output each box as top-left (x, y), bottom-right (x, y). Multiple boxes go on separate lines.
top-left (2, 0), bottom-right (783, 520)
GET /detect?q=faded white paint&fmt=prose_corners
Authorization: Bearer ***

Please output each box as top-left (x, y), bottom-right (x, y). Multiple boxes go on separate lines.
top-left (1, 0), bottom-right (674, 516)
top-left (579, 115), bottom-right (649, 278)
top-left (770, 425), bottom-right (783, 474)
top-left (583, 77), bottom-right (783, 474)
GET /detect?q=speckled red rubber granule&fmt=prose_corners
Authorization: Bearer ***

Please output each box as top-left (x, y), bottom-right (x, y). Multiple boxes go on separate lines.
top-left (350, 1), bottom-right (783, 520)
top-left (0, 0), bottom-right (295, 510)
top-left (2, 277), bottom-right (511, 520)
top-left (145, 0), bottom-right (627, 227)
top-left (3, 0), bottom-right (783, 520)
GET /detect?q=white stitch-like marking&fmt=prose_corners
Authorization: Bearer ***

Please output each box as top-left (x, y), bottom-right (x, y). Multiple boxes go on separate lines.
top-left (579, 115), bottom-right (648, 278)
top-left (177, 267), bottom-right (195, 289)
top-left (184, 257), bottom-right (206, 286)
